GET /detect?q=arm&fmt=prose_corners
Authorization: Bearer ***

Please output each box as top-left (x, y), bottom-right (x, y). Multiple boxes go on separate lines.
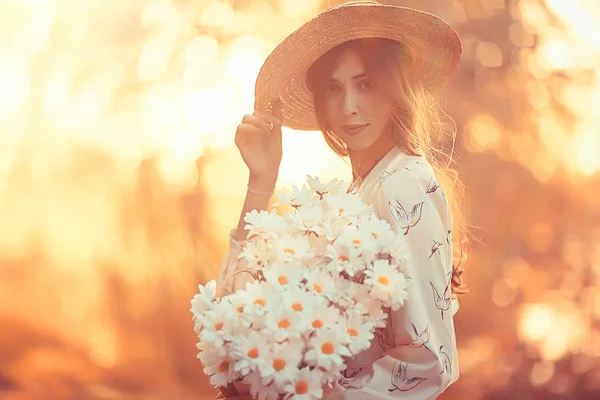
top-left (345, 161), bottom-right (459, 399)
top-left (217, 179), bottom-right (274, 297)
top-left (217, 100), bottom-right (283, 297)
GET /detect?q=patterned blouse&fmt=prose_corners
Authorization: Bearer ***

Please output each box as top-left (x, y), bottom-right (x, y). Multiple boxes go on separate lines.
top-left (217, 146), bottom-right (460, 399)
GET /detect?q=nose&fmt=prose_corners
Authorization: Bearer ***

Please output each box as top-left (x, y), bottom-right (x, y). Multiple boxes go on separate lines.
top-left (342, 88), bottom-right (359, 117)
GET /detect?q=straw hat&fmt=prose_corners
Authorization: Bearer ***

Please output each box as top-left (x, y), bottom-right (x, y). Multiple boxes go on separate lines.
top-left (254, 1), bottom-right (462, 131)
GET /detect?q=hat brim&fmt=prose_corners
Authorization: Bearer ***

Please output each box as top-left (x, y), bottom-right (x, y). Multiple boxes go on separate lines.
top-left (254, 1), bottom-right (462, 131)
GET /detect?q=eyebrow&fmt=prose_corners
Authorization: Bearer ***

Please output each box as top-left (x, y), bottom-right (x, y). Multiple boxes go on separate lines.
top-left (329, 72), bottom-right (368, 83)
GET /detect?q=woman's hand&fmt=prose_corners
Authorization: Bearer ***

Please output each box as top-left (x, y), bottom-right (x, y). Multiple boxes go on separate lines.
top-left (235, 100), bottom-right (283, 188)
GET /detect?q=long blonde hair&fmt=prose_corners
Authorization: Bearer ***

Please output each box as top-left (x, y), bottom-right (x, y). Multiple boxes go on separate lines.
top-left (307, 38), bottom-right (470, 297)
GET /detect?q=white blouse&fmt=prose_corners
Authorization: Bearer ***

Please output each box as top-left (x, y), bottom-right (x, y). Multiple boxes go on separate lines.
top-left (217, 146), bottom-right (460, 399)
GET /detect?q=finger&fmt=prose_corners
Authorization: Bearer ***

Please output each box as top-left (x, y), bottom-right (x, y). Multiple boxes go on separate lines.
top-left (241, 114), bottom-right (272, 133)
top-left (235, 123), bottom-right (265, 144)
top-left (253, 109), bottom-right (282, 127)
top-left (270, 99), bottom-right (283, 141)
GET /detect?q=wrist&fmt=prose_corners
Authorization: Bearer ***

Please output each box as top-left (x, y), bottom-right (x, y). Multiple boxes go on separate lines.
top-left (248, 174), bottom-right (277, 192)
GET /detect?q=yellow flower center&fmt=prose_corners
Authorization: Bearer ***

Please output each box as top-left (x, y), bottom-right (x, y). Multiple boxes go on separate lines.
top-left (284, 248), bottom-right (296, 255)
top-left (372, 232), bottom-right (378, 239)
top-left (321, 342), bottom-right (335, 355)
top-left (292, 302), bottom-right (303, 312)
top-left (313, 283), bottom-right (323, 293)
top-left (214, 322), bottom-right (223, 331)
top-left (348, 328), bottom-right (359, 337)
top-left (254, 298), bottom-right (266, 306)
top-left (273, 358), bottom-right (286, 371)
top-left (218, 361), bottom-right (230, 373)
top-left (278, 275), bottom-right (289, 285)
top-left (353, 239), bottom-right (361, 245)
top-left (312, 319), bottom-right (323, 328)
top-left (278, 319), bottom-right (290, 329)
top-left (338, 255), bottom-right (349, 262)
top-left (296, 381), bottom-right (308, 394)
top-left (247, 348), bottom-right (259, 358)
top-left (378, 276), bottom-right (390, 286)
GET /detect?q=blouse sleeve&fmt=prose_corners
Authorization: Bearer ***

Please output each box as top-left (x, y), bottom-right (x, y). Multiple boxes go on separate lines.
top-left (216, 229), bottom-right (247, 297)
top-left (343, 162), bottom-right (460, 400)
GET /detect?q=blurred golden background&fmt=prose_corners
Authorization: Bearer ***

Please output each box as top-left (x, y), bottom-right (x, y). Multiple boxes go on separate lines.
top-left (1, 0), bottom-right (599, 399)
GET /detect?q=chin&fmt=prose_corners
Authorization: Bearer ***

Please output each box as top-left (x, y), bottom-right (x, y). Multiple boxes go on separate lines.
top-left (342, 136), bottom-right (380, 152)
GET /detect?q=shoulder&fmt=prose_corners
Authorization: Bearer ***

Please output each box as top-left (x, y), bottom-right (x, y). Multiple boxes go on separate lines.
top-left (377, 155), bottom-right (449, 227)
top-left (378, 154), bottom-right (436, 200)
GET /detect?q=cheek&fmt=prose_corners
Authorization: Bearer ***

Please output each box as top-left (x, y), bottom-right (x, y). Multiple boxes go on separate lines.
top-left (324, 96), bottom-right (341, 121)
top-left (371, 100), bottom-right (393, 126)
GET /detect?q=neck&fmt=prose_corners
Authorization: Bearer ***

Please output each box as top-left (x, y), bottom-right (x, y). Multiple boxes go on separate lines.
top-left (349, 134), bottom-right (396, 182)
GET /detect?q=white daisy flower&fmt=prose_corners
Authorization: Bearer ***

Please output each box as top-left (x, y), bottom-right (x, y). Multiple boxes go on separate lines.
top-left (274, 184), bottom-right (313, 209)
top-left (342, 310), bottom-right (375, 354)
top-left (264, 304), bottom-right (309, 343)
top-left (304, 302), bottom-right (343, 335)
top-left (323, 192), bottom-right (374, 218)
top-left (244, 371), bottom-right (281, 400)
top-left (274, 234), bottom-right (314, 262)
top-left (224, 292), bottom-right (258, 329)
top-left (286, 203), bottom-right (326, 238)
top-left (301, 268), bottom-right (337, 299)
top-left (336, 225), bottom-right (378, 262)
top-left (334, 279), bottom-right (361, 309)
top-left (364, 260), bottom-right (409, 310)
top-left (244, 209), bottom-right (288, 239)
top-left (231, 330), bottom-right (271, 376)
top-left (262, 262), bottom-right (304, 291)
top-left (304, 328), bottom-right (351, 370)
top-left (356, 215), bottom-right (394, 247)
top-left (240, 281), bottom-right (281, 317)
top-left (354, 296), bottom-right (388, 328)
top-left (307, 175), bottom-right (347, 197)
top-left (197, 308), bottom-right (234, 349)
top-left (324, 243), bottom-right (363, 277)
top-left (239, 238), bottom-right (273, 269)
top-left (282, 366), bottom-right (324, 400)
top-left (280, 286), bottom-right (323, 318)
top-left (260, 338), bottom-right (304, 388)
top-left (197, 342), bottom-right (237, 388)
top-left (190, 280), bottom-right (217, 316)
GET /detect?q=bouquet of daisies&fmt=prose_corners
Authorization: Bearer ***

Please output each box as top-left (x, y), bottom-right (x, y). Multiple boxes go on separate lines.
top-left (191, 177), bottom-right (411, 400)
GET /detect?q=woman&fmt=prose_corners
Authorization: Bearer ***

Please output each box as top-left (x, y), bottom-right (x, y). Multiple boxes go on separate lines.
top-left (216, 1), bottom-right (469, 399)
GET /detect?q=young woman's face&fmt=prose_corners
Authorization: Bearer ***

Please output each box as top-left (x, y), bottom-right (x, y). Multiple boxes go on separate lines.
top-left (324, 50), bottom-right (394, 151)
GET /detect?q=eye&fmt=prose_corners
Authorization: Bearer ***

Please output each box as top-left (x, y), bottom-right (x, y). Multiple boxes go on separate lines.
top-left (358, 79), bottom-right (372, 90)
top-left (327, 83), bottom-right (342, 94)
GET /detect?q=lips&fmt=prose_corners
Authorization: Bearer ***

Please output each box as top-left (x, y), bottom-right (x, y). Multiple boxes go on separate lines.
top-left (342, 124), bottom-right (369, 136)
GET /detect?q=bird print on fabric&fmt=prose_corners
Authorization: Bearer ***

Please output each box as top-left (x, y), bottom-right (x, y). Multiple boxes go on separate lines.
top-left (430, 271), bottom-right (453, 319)
top-left (389, 361), bottom-right (427, 392)
top-left (388, 200), bottom-right (424, 236)
top-left (409, 323), bottom-right (431, 348)
top-left (374, 319), bottom-right (395, 353)
top-left (429, 239), bottom-right (444, 259)
top-left (446, 229), bottom-right (452, 245)
top-left (426, 177), bottom-right (439, 194)
top-left (338, 366), bottom-right (364, 390)
top-left (341, 366), bottom-right (364, 379)
top-left (438, 345), bottom-right (452, 377)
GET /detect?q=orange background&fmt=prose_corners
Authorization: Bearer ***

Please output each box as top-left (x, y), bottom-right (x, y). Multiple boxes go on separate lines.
top-left (1, 0), bottom-right (599, 399)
